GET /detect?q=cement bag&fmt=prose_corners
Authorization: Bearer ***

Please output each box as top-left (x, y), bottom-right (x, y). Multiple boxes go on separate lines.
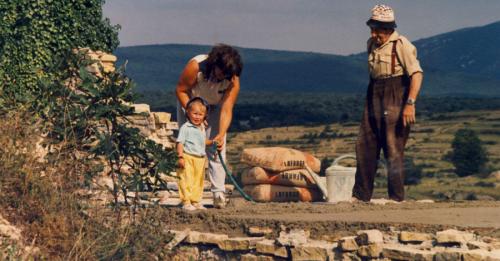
top-left (240, 147), bottom-right (321, 173)
top-left (241, 167), bottom-right (316, 188)
top-left (243, 184), bottom-right (322, 202)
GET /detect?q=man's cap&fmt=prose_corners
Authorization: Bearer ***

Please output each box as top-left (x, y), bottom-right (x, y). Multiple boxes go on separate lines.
top-left (366, 4), bottom-right (397, 29)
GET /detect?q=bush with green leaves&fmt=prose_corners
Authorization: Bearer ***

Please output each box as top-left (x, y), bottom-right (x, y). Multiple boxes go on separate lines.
top-left (449, 128), bottom-right (489, 177)
top-left (0, 0), bottom-right (119, 110)
top-left (39, 51), bottom-right (177, 208)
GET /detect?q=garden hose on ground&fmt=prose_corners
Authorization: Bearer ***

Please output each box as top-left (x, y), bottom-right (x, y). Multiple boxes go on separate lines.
top-left (212, 142), bottom-right (255, 203)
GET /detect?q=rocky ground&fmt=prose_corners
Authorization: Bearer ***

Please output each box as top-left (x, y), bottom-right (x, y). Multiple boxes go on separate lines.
top-left (160, 198), bottom-right (500, 260)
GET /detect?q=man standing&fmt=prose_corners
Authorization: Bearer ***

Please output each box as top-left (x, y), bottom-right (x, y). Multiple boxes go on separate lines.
top-left (176, 44), bottom-right (243, 208)
top-left (352, 5), bottom-right (423, 202)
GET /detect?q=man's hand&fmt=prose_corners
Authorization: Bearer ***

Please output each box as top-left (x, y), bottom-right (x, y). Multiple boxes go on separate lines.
top-left (402, 105), bottom-right (416, 127)
top-left (178, 158), bottom-right (185, 168)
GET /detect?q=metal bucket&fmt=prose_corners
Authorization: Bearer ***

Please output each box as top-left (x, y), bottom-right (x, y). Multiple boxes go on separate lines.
top-left (325, 154), bottom-right (356, 203)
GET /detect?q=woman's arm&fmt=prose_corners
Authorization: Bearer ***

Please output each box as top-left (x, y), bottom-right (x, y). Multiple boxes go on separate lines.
top-left (214, 76), bottom-right (240, 148)
top-left (175, 60), bottom-right (199, 109)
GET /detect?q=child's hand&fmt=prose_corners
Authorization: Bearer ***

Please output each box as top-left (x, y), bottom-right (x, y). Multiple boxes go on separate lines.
top-left (206, 139), bottom-right (213, 146)
top-left (178, 158), bottom-right (185, 168)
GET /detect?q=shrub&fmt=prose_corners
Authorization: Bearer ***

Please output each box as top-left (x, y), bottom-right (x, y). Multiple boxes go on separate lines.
top-left (449, 128), bottom-right (489, 177)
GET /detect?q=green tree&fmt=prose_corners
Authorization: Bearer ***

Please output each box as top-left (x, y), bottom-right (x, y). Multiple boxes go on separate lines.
top-left (449, 128), bottom-right (488, 177)
top-left (0, 0), bottom-right (119, 110)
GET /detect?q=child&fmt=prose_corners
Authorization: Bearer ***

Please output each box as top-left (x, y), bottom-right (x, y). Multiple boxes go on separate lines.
top-left (176, 97), bottom-right (212, 211)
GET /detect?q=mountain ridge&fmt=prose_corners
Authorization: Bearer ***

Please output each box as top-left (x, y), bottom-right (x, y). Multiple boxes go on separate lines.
top-left (115, 21), bottom-right (500, 96)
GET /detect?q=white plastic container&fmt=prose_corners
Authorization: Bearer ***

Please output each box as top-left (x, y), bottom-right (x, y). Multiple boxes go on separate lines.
top-left (325, 154), bottom-right (356, 203)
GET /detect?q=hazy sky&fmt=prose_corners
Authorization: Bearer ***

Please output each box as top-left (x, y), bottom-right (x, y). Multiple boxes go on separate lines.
top-left (103, 0), bottom-right (500, 55)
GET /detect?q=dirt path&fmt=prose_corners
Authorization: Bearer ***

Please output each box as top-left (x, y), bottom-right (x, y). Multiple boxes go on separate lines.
top-left (162, 199), bottom-right (500, 239)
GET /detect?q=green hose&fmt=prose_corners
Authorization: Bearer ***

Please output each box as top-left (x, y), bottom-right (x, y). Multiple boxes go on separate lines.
top-left (212, 143), bottom-right (255, 203)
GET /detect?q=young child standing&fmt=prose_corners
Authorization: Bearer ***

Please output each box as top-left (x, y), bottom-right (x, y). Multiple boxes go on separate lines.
top-left (176, 97), bottom-right (212, 211)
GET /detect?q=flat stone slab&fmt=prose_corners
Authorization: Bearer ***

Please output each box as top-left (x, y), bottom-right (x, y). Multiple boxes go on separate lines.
top-left (290, 240), bottom-right (336, 261)
top-left (356, 229), bottom-right (384, 245)
top-left (185, 231), bottom-right (228, 245)
top-left (256, 239), bottom-right (288, 258)
top-left (399, 231), bottom-right (434, 243)
top-left (217, 237), bottom-right (265, 251)
top-left (382, 245), bottom-right (435, 261)
top-left (436, 229), bottom-right (474, 245)
top-left (339, 236), bottom-right (359, 252)
top-left (248, 226), bottom-right (274, 237)
top-left (277, 229), bottom-right (310, 247)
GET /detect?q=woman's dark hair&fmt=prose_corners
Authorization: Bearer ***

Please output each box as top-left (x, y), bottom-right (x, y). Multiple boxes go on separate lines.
top-left (205, 44), bottom-right (243, 79)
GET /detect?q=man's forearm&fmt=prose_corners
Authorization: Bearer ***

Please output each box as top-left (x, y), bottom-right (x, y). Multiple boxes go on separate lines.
top-left (407, 72), bottom-right (423, 101)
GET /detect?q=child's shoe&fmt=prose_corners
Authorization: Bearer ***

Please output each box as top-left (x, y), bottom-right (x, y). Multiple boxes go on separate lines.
top-left (182, 204), bottom-right (196, 211)
top-left (192, 203), bottom-right (206, 210)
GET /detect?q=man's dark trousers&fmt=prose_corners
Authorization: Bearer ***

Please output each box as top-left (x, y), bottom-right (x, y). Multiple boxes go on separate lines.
top-left (352, 76), bottom-right (410, 202)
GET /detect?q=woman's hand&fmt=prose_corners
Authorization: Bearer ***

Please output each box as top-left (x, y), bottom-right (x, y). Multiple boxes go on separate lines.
top-left (213, 134), bottom-right (225, 151)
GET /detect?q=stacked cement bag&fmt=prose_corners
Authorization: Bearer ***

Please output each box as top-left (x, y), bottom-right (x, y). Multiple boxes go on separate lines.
top-left (240, 147), bottom-right (322, 202)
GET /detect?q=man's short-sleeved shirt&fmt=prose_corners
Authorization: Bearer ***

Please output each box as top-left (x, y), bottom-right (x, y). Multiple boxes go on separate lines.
top-left (177, 121), bottom-right (206, 157)
top-left (367, 31), bottom-right (423, 79)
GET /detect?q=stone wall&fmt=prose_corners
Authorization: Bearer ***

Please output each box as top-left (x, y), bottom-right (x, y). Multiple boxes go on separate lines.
top-left (164, 227), bottom-right (500, 260)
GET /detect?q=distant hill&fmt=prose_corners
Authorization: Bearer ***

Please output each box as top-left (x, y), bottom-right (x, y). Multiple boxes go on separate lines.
top-left (114, 44), bottom-right (367, 93)
top-left (115, 21), bottom-right (500, 96)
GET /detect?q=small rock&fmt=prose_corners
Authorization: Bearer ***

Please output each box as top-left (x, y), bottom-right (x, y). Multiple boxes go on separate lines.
top-left (248, 226), bottom-right (273, 237)
top-left (489, 170), bottom-right (500, 180)
top-left (0, 215), bottom-right (22, 241)
top-left (164, 229), bottom-right (190, 250)
top-left (416, 199), bottom-right (435, 203)
top-left (153, 112), bottom-right (171, 124)
top-left (339, 236), bottom-right (359, 251)
top-left (356, 230), bottom-right (384, 245)
top-left (399, 231), bottom-right (433, 243)
top-left (133, 104), bottom-right (150, 114)
top-left (99, 54), bottom-right (117, 62)
top-left (277, 229), bottom-right (310, 247)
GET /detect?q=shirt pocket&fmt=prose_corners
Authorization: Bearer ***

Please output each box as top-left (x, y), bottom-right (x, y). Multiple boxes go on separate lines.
top-left (376, 53), bottom-right (392, 76)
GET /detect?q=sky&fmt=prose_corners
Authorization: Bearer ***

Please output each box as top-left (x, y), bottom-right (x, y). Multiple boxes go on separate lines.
top-left (103, 0), bottom-right (500, 55)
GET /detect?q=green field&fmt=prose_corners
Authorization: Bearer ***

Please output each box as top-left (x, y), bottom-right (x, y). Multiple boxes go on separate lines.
top-left (227, 109), bottom-right (500, 200)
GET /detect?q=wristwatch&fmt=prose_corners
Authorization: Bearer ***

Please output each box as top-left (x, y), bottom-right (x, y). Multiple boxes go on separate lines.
top-left (406, 98), bottom-right (416, 106)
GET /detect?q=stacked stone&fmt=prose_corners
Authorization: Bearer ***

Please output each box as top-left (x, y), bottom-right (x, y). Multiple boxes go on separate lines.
top-left (124, 103), bottom-right (177, 149)
top-left (163, 227), bottom-right (500, 260)
top-left (79, 48), bottom-right (117, 77)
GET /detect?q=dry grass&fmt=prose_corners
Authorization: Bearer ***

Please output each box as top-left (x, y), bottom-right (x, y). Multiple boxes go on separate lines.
top-left (0, 112), bottom-right (173, 260)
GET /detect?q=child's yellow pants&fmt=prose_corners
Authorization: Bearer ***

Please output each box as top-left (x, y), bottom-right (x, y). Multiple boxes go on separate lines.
top-left (177, 153), bottom-right (206, 205)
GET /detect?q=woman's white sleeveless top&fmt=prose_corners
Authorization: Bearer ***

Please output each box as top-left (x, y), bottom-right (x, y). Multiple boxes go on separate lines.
top-left (190, 54), bottom-right (232, 105)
